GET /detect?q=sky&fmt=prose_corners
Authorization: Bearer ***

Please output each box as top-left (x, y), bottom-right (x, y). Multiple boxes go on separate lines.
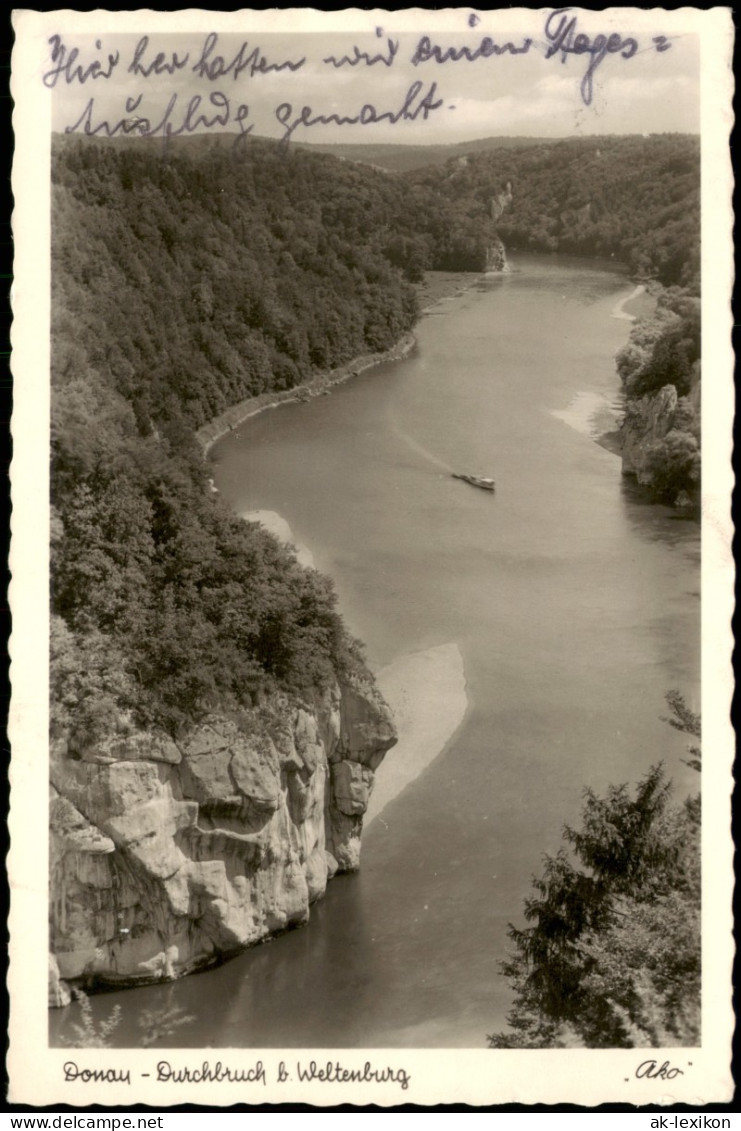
top-left (44, 10), bottom-right (701, 147)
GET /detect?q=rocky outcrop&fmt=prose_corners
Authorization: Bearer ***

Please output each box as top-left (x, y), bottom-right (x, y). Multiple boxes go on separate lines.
top-left (620, 381), bottom-right (701, 505)
top-left (490, 182), bottom-right (513, 222)
top-left (485, 237), bottom-right (508, 273)
top-left (621, 384), bottom-right (679, 480)
top-left (49, 675), bottom-right (396, 1004)
top-left (485, 183), bottom-right (512, 271)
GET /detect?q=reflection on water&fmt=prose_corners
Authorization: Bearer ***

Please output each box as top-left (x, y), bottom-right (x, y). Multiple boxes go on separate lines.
top-left (50, 254), bottom-right (699, 1049)
top-left (620, 477), bottom-right (702, 555)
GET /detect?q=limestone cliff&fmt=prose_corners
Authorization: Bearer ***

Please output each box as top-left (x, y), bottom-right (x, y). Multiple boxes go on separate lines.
top-left (620, 379), bottom-right (701, 507)
top-left (49, 674), bottom-right (396, 1004)
top-left (615, 292), bottom-right (700, 509)
top-left (486, 182), bottom-right (512, 271)
top-left (490, 182), bottom-right (513, 223)
top-left (485, 237), bottom-right (508, 273)
top-left (622, 384), bottom-right (679, 477)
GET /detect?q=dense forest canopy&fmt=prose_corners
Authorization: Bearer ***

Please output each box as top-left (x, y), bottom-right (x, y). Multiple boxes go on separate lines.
top-left (50, 132), bottom-right (702, 1041)
top-left (50, 129), bottom-right (701, 749)
top-left (50, 133), bottom-right (527, 744)
top-left (53, 138), bottom-right (418, 443)
top-left (489, 766), bottom-right (700, 1047)
top-left (398, 132), bottom-right (700, 507)
top-left (404, 133), bottom-right (700, 289)
top-left (490, 696), bottom-right (701, 1049)
top-left (51, 137), bottom-right (432, 742)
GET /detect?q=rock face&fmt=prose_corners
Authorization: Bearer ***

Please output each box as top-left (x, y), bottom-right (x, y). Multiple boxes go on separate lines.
top-left (621, 384), bottom-right (679, 481)
top-left (486, 183), bottom-right (512, 271)
top-left (490, 182), bottom-right (513, 222)
top-left (49, 675), bottom-right (396, 1004)
top-left (485, 237), bottom-right (508, 273)
top-left (621, 381), bottom-right (701, 504)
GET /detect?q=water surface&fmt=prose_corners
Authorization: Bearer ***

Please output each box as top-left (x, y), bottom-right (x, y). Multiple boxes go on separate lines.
top-left (51, 255), bottom-right (699, 1048)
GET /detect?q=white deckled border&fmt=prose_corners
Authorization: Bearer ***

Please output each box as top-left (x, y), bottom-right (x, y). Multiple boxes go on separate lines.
top-left (8, 6), bottom-right (735, 1108)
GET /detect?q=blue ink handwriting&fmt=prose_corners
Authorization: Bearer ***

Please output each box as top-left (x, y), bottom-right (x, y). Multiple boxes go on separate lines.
top-left (544, 8), bottom-right (641, 105)
top-left (43, 35), bottom-right (119, 88)
top-left (128, 36), bottom-right (190, 78)
top-left (323, 29), bottom-right (400, 70)
top-left (65, 91), bottom-right (253, 142)
top-left (410, 33), bottom-right (533, 65)
top-left (192, 32), bottom-right (306, 81)
top-left (275, 80), bottom-right (444, 147)
top-left (46, 10), bottom-right (678, 145)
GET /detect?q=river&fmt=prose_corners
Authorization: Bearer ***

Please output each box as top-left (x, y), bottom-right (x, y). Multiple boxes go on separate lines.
top-left (50, 254), bottom-right (700, 1049)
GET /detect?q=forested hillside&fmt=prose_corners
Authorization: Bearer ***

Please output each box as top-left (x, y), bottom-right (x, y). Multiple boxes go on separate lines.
top-left (295, 135), bottom-right (553, 173)
top-left (489, 695), bottom-right (701, 1049)
top-left (404, 133), bottom-right (700, 288)
top-left (617, 288), bottom-right (701, 505)
top-left (51, 131), bottom-right (701, 743)
top-left (53, 139), bottom-right (417, 444)
top-left (49, 132), bottom-right (702, 1009)
top-left (53, 140), bottom-right (465, 998)
top-left (51, 138), bottom-right (432, 741)
top-left (490, 766), bottom-right (700, 1047)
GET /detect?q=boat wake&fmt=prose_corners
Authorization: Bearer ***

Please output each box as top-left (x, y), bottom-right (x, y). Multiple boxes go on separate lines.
top-left (388, 412), bottom-right (455, 474)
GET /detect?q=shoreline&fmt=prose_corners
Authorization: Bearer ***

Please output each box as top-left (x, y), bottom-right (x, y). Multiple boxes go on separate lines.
top-left (415, 270), bottom-right (482, 313)
top-left (200, 266), bottom-right (647, 458)
top-left (368, 643), bottom-right (468, 825)
top-left (611, 282), bottom-right (658, 323)
top-left (240, 509), bottom-right (315, 569)
top-left (551, 390), bottom-right (625, 451)
top-left (556, 280), bottom-right (654, 453)
top-left (611, 283), bottom-right (645, 321)
top-left (232, 507), bottom-right (469, 822)
top-left (196, 271), bottom-right (481, 456)
top-left (196, 331), bottom-right (417, 455)
top-left (209, 272), bottom-right (478, 825)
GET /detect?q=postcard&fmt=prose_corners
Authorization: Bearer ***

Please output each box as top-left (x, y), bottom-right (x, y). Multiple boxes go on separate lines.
top-left (8, 6), bottom-right (735, 1107)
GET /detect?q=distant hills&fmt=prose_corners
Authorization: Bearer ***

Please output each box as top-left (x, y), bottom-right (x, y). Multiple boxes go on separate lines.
top-left (292, 136), bottom-right (557, 172)
top-left (406, 133), bottom-right (700, 288)
top-left (52, 130), bottom-right (552, 169)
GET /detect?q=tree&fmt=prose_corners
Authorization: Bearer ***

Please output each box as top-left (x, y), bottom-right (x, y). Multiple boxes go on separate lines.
top-left (62, 989), bottom-right (122, 1049)
top-left (489, 707), bottom-right (701, 1048)
top-left (643, 431), bottom-right (700, 503)
top-left (62, 989), bottom-right (194, 1048)
top-left (662, 690), bottom-right (701, 772)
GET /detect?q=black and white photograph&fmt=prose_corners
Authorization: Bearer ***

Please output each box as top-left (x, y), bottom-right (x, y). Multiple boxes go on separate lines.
top-left (8, 6), bottom-right (735, 1107)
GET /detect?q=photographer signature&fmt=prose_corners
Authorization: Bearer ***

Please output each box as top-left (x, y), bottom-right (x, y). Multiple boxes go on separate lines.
top-left (634, 1059), bottom-right (687, 1081)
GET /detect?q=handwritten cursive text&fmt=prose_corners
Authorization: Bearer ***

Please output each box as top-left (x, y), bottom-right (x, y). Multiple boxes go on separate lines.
top-left (192, 32), bottom-right (306, 81)
top-left (544, 8), bottom-right (640, 105)
top-left (44, 35), bottom-right (119, 88)
top-left (274, 80), bottom-right (444, 147)
top-left (410, 32), bottom-right (533, 65)
top-left (65, 91), bottom-right (253, 142)
top-left (635, 1059), bottom-right (686, 1080)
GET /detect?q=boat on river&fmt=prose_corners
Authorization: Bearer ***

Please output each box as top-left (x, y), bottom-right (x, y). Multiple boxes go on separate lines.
top-left (452, 473), bottom-right (496, 492)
